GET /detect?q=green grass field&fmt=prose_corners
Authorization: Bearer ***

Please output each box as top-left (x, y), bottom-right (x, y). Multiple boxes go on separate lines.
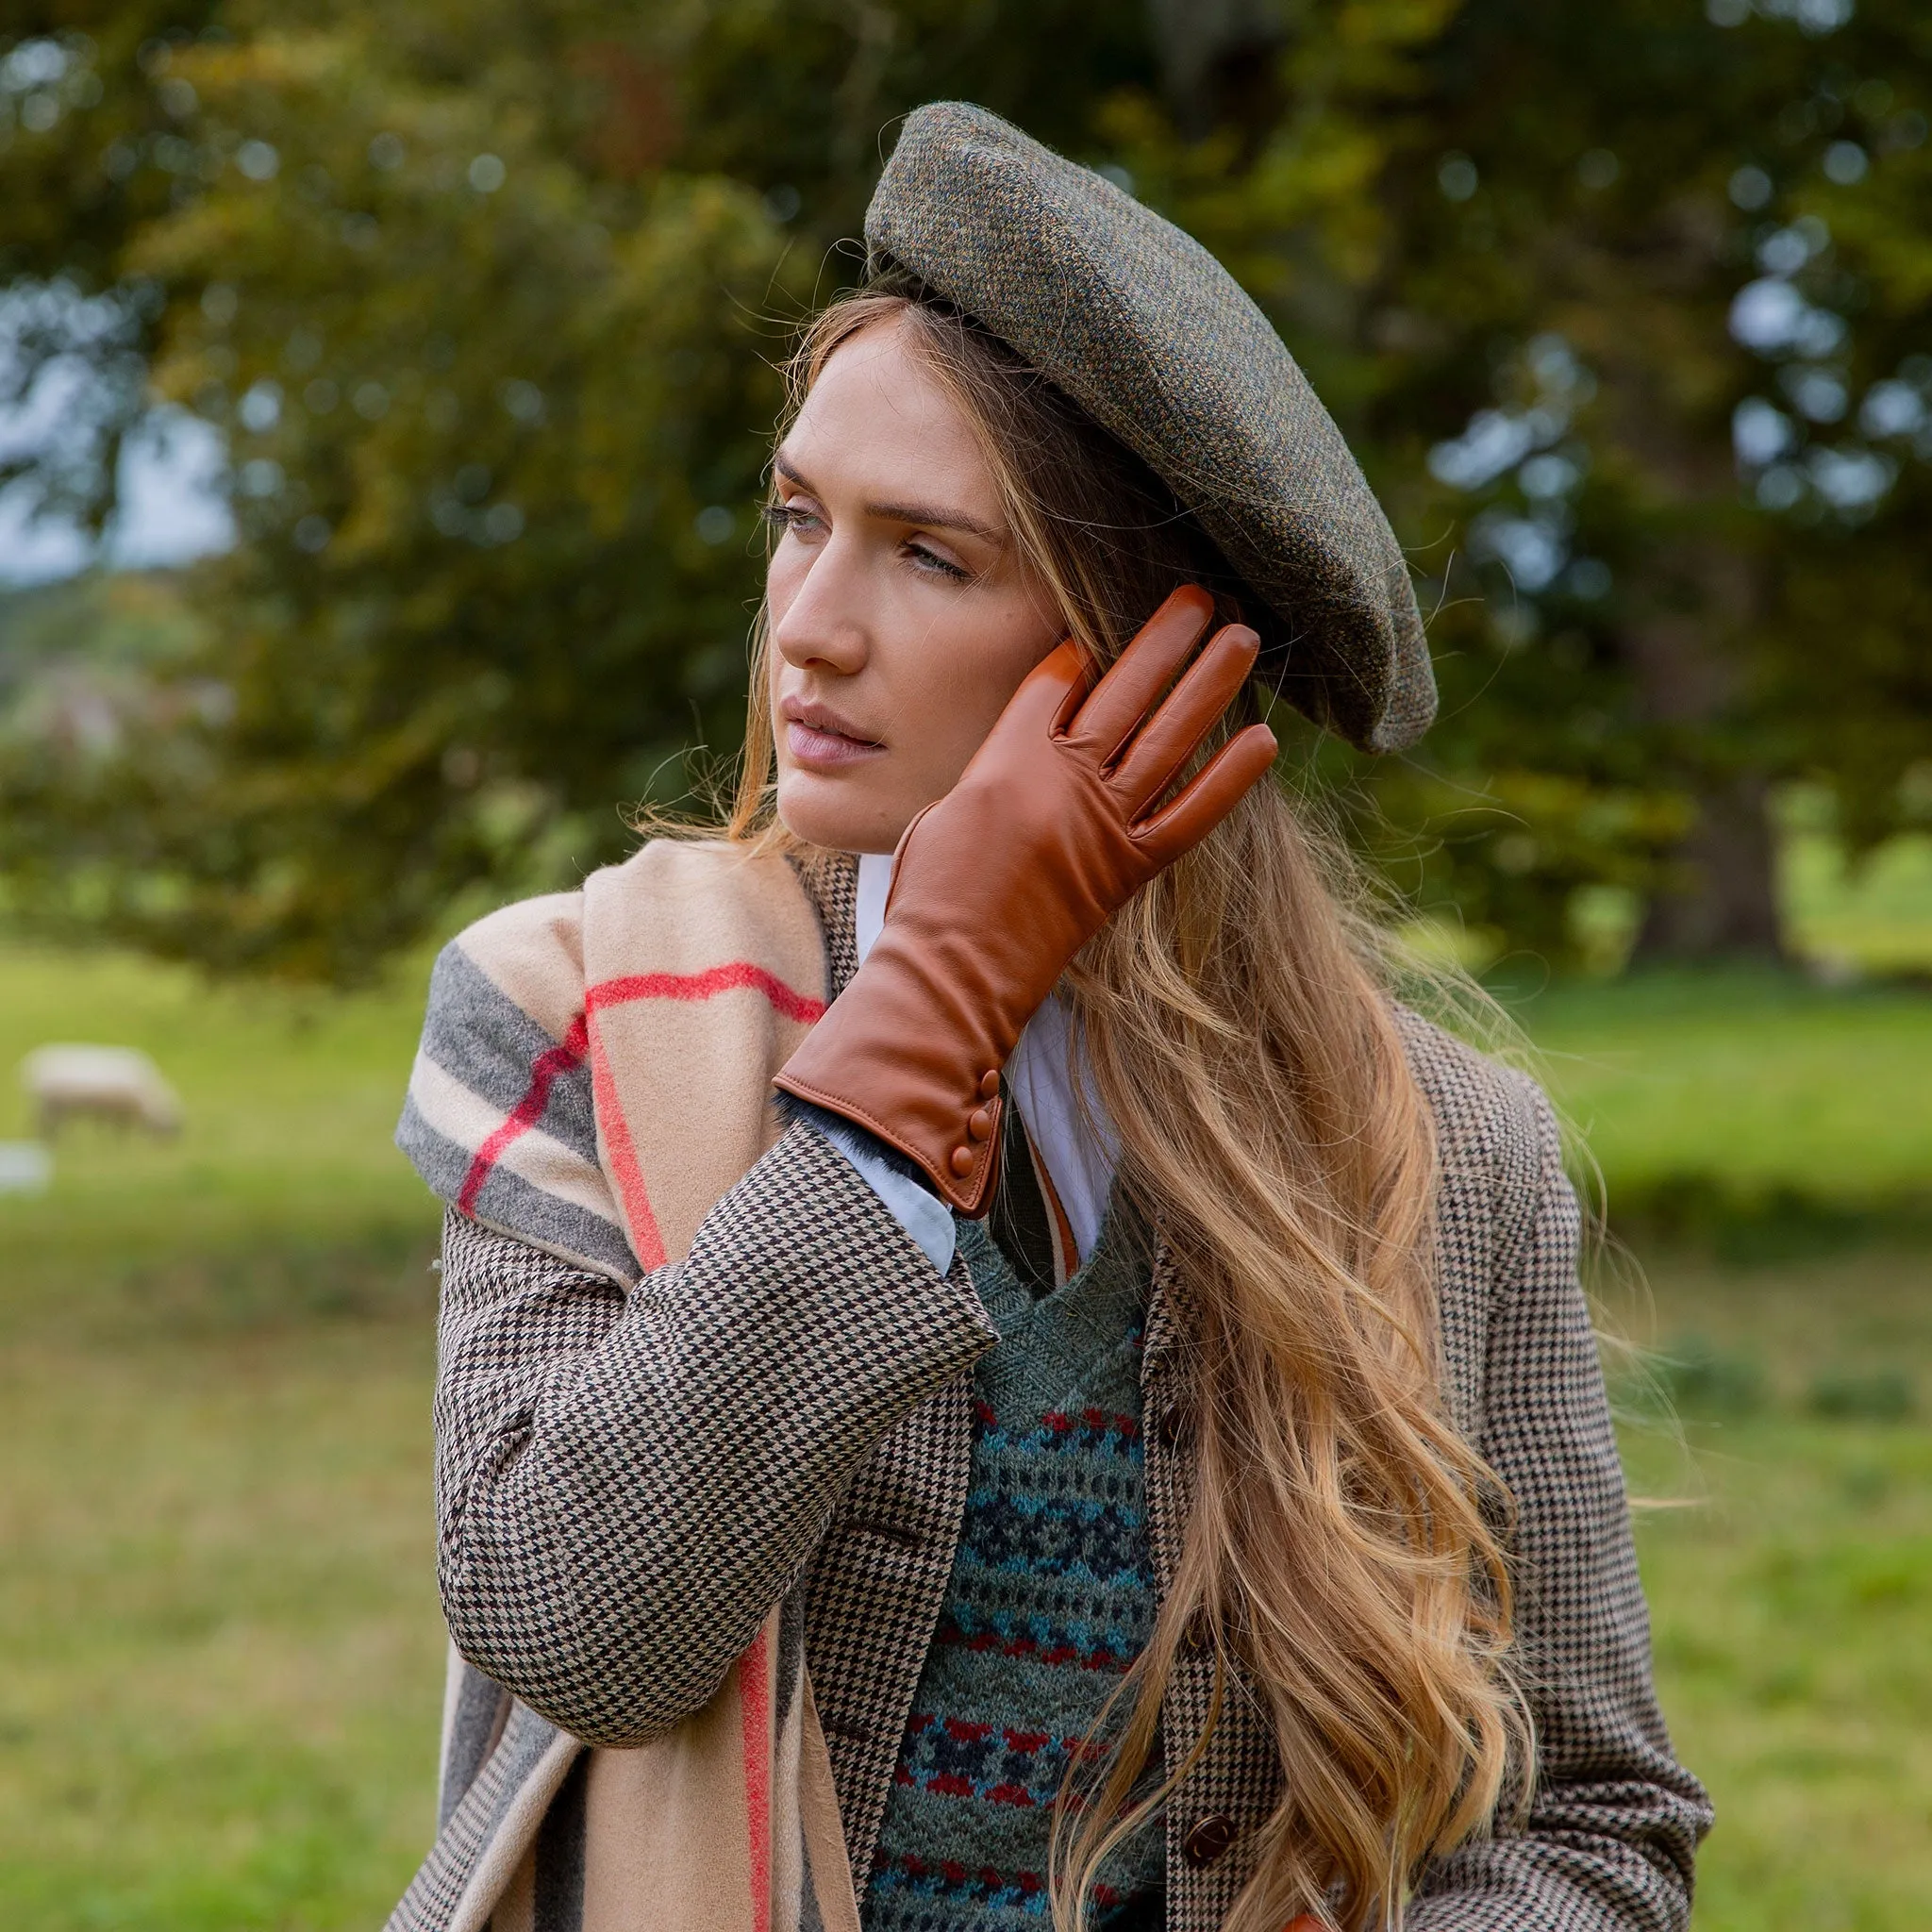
top-left (0, 944), bottom-right (442, 1928)
top-left (1, 936), bottom-right (1929, 1927)
top-left (1615, 1250), bottom-right (1932, 1932)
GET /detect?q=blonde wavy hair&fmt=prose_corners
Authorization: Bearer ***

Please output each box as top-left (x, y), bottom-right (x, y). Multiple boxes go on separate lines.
top-left (725, 285), bottom-right (1528, 1931)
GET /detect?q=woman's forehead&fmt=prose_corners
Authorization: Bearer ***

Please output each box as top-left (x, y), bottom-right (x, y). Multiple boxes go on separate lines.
top-left (783, 321), bottom-right (1002, 518)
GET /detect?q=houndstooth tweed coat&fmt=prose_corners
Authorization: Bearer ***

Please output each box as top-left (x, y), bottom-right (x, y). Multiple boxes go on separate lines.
top-left (394, 852), bottom-right (1710, 1932)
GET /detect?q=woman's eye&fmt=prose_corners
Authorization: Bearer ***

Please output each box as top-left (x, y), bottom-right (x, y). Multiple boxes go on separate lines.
top-left (906, 541), bottom-right (971, 582)
top-left (763, 501), bottom-right (824, 537)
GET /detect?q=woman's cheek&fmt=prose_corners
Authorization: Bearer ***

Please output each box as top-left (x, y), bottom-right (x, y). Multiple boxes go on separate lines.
top-left (765, 544), bottom-right (808, 627)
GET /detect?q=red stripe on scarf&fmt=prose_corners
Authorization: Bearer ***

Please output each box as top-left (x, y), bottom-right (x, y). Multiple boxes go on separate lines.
top-left (588, 1018), bottom-right (668, 1271)
top-left (454, 961), bottom-right (824, 1250)
top-left (456, 1016), bottom-right (591, 1216)
top-left (739, 1624), bottom-right (774, 1932)
top-left (581, 962), bottom-right (824, 1271)
top-left (585, 960), bottom-right (827, 1025)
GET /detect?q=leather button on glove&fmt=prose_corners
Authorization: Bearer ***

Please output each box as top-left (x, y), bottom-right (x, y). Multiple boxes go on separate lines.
top-left (774, 584), bottom-right (1276, 1213)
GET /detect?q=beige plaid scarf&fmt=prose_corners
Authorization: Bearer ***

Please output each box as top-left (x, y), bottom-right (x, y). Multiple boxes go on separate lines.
top-left (399, 838), bottom-right (862, 1932)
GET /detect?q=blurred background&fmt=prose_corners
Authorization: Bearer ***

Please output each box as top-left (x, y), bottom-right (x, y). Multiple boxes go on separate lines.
top-left (0, 1), bottom-right (1928, 1925)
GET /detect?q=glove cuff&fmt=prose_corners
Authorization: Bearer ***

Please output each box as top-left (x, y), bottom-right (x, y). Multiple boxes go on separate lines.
top-left (773, 941), bottom-right (1013, 1215)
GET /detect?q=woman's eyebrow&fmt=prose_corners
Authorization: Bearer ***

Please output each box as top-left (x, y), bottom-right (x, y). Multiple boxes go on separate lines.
top-left (772, 450), bottom-right (1004, 545)
top-left (867, 495), bottom-right (1006, 545)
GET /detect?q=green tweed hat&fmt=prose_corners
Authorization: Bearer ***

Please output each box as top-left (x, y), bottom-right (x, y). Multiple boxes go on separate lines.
top-left (864, 101), bottom-right (1435, 754)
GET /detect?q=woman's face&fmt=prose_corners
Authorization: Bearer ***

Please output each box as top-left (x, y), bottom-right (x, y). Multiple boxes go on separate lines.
top-left (766, 316), bottom-right (1063, 854)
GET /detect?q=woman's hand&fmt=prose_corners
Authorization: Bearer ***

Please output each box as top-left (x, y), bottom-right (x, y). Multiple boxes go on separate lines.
top-left (775, 583), bottom-right (1276, 1213)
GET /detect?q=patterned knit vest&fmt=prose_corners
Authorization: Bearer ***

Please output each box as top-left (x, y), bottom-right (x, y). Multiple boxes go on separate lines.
top-left (863, 1183), bottom-right (1164, 1931)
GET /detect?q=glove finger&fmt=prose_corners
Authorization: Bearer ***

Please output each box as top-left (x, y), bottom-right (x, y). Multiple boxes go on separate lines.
top-left (1066, 585), bottom-right (1216, 760)
top-left (997, 637), bottom-right (1093, 743)
top-left (1108, 623), bottom-right (1259, 816)
top-left (1130, 722), bottom-right (1278, 868)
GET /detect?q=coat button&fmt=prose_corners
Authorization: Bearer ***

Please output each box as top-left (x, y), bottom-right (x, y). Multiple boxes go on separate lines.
top-left (1181, 1812), bottom-right (1237, 1868)
top-left (1181, 1606), bottom-right (1213, 1653)
top-left (949, 1144), bottom-right (975, 1177)
top-left (979, 1068), bottom-right (1001, 1100)
top-left (967, 1106), bottom-right (994, 1141)
top-left (1157, 1403), bottom-right (1188, 1450)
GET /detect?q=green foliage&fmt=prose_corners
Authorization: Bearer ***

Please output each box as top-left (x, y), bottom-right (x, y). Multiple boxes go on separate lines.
top-left (0, 0), bottom-right (1173, 977)
top-left (2, 1), bottom-right (1930, 976)
top-left (1124, 0), bottom-right (1932, 958)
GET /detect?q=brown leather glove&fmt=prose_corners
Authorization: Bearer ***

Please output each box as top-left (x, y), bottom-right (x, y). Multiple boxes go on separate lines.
top-left (774, 584), bottom-right (1277, 1214)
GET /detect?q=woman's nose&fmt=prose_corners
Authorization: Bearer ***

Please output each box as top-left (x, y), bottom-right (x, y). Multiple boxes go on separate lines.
top-left (770, 537), bottom-right (872, 675)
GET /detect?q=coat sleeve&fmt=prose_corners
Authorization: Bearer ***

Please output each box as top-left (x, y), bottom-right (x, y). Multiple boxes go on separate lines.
top-left (433, 1117), bottom-right (995, 1746)
top-left (1411, 1084), bottom-right (1713, 1931)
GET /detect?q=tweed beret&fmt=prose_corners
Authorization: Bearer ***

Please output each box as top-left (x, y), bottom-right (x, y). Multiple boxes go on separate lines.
top-left (864, 102), bottom-right (1435, 754)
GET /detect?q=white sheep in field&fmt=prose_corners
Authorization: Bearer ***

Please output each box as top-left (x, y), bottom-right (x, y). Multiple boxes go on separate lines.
top-left (20, 1044), bottom-right (183, 1141)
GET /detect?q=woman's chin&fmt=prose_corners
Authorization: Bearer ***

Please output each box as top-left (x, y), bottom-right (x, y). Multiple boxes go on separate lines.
top-left (774, 774), bottom-right (909, 857)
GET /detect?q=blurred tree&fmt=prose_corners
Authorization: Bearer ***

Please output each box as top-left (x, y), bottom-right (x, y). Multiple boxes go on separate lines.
top-left (0, 0), bottom-right (1928, 979)
top-left (0, 0), bottom-right (1159, 977)
top-left (1117, 0), bottom-right (1932, 964)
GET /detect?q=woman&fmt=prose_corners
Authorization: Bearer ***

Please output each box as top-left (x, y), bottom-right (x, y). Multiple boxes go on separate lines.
top-left (392, 103), bottom-right (1708, 1932)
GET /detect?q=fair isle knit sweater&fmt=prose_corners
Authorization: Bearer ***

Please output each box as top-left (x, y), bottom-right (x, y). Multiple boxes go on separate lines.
top-left (863, 1197), bottom-right (1164, 1932)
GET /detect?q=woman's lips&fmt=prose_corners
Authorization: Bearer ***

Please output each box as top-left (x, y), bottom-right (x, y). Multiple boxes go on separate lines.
top-left (786, 719), bottom-right (884, 770)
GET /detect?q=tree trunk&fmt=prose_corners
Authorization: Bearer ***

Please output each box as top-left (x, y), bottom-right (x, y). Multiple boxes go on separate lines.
top-left (1144, 0), bottom-right (1284, 135)
top-left (1632, 768), bottom-right (1784, 959)
top-left (1620, 541), bottom-right (1786, 964)
top-left (1558, 198), bottom-right (1790, 966)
